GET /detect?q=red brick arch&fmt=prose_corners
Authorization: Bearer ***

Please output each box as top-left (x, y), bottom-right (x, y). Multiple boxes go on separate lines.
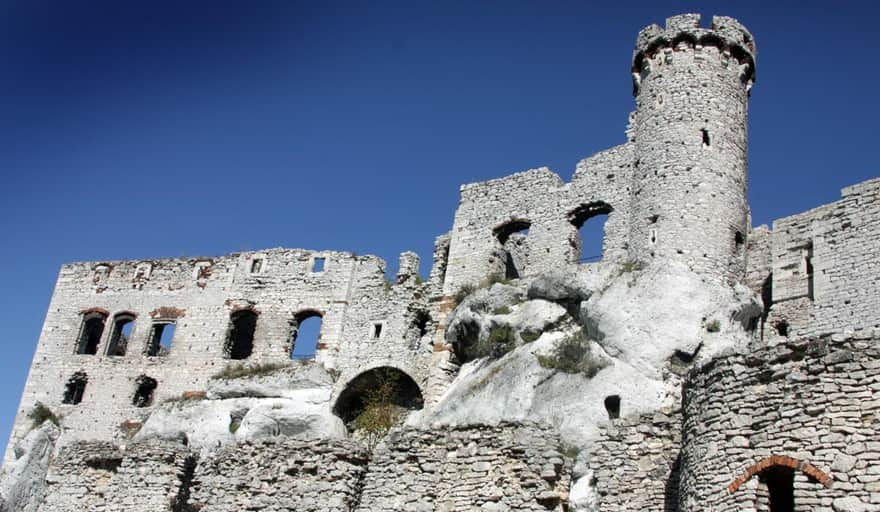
top-left (727, 455), bottom-right (832, 494)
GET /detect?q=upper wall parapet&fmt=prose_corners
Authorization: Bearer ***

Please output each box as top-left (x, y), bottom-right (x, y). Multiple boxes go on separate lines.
top-left (458, 167), bottom-right (565, 201)
top-left (632, 13), bottom-right (756, 92)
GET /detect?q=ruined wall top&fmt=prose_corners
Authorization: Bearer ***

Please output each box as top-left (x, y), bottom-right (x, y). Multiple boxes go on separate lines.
top-left (633, 14), bottom-right (757, 91)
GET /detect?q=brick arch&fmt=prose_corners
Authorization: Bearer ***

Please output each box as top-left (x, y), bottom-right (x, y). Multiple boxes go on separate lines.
top-left (727, 455), bottom-right (832, 494)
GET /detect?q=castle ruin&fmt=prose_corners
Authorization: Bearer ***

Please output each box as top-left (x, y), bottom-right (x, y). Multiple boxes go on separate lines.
top-left (2, 13), bottom-right (879, 512)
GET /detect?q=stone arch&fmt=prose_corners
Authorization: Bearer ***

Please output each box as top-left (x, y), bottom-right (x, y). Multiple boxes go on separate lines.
top-left (568, 201), bottom-right (614, 263)
top-left (289, 309), bottom-right (324, 360)
top-left (492, 218), bottom-right (532, 279)
top-left (727, 455), bottom-right (832, 494)
top-left (332, 365), bottom-right (424, 429)
top-left (106, 311), bottom-right (136, 357)
top-left (75, 310), bottom-right (108, 355)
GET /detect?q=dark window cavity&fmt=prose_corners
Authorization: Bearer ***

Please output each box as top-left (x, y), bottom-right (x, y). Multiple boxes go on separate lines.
top-left (62, 372), bottom-right (88, 405)
top-left (250, 258), bottom-right (264, 274)
top-left (760, 466), bottom-right (795, 512)
top-left (701, 128), bottom-right (711, 147)
top-left (290, 310), bottom-right (322, 360)
top-left (106, 313), bottom-right (135, 357)
top-left (804, 242), bottom-right (814, 301)
top-left (568, 203), bottom-right (613, 263)
top-left (146, 322), bottom-right (176, 357)
top-left (76, 312), bottom-right (107, 355)
top-left (774, 320), bottom-right (789, 337)
top-left (132, 375), bottom-right (157, 407)
top-left (225, 310), bottom-right (257, 360)
top-left (372, 323), bottom-right (383, 339)
top-left (312, 257), bottom-right (325, 272)
top-left (604, 395), bottom-right (621, 419)
top-left (493, 219), bottom-right (531, 279)
top-left (413, 310), bottom-right (431, 338)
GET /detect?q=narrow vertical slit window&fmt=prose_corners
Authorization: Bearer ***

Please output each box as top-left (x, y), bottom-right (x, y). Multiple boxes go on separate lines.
top-left (372, 323), bottom-right (383, 339)
top-left (804, 242), bottom-right (814, 301)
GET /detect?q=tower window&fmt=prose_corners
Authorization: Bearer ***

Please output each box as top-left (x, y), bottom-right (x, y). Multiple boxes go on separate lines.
top-left (372, 323), bottom-right (383, 339)
top-left (75, 312), bottom-right (107, 355)
top-left (146, 322), bottom-right (175, 357)
top-left (701, 128), bottom-right (711, 147)
top-left (289, 310), bottom-right (323, 360)
top-left (312, 257), bottom-right (325, 272)
top-left (224, 310), bottom-right (258, 359)
top-left (62, 372), bottom-right (88, 405)
top-left (250, 258), bottom-right (264, 274)
top-left (106, 313), bottom-right (135, 357)
top-left (804, 242), bottom-right (814, 301)
top-left (493, 219), bottom-right (531, 279)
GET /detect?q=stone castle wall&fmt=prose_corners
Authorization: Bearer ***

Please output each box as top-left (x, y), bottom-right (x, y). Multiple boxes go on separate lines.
top-left (5, 247), bottom-right (440, 465)
top-left (678, 333), bottom-right (880, 511)
top-left (747, 178), bottom-right (880, 341)
top-left (587, 408), bottom-right (682, 511)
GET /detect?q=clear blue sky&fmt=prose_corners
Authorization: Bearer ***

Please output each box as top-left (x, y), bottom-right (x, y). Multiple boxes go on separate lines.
top-left (1, 0), bottom-right (878, 457)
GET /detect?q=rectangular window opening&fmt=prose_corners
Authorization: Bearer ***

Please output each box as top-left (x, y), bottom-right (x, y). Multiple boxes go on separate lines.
top-left (372, 323), bottom-right (383, 339)
top-left (147, 322), bottom-right (175, 357)
top-left (312, 257), bottom-right (325, 272)
top-left (250, 258), bottom-right (263, 274)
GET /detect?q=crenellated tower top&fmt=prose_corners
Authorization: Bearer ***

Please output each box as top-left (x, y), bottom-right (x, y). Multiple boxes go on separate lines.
top-left (632, 14), bottom-right (756, 95)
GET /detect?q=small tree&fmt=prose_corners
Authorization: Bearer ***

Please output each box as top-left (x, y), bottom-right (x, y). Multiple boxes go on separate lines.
top-left (353, 369), bottom-right (402, 451)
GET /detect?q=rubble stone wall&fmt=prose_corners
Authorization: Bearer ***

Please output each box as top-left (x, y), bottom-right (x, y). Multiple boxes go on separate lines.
top-left (588, 408), bottom-right (682, 511)
top-left (679, 333), bottom-right (880, 512)
top-left (356, 422), bottom-right (571, 512)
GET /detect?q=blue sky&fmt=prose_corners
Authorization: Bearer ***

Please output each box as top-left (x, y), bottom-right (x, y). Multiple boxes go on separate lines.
top-left (1, 0), bottom-right (878, 456)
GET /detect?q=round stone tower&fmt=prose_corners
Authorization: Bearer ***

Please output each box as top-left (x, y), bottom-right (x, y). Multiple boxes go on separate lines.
top-left (628, 14), bottom-right (756, 283)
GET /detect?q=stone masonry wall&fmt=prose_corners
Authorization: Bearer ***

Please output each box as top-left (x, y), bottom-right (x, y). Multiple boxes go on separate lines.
top-left (189, 438), bottom-right (369, 511)
top-left (442, 143), bottom-right (634, 296)
top-left (760, 178), bottom-right (880, 341)
top-left (679, 332), bottom-right (880, 512)
top-left (6, 247), bottom-right (439, 466)
top-left (356, 422), bottom-right (570, 512)
top-left (587, 408), bottom-right (682, 512)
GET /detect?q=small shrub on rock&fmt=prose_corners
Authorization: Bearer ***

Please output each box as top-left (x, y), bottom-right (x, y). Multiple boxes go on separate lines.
top-left (536, 331), bottom-right (606, 377)
top-left (211, 362), bottom-right (288, 380)
top-left (520, 329), bottom-right (542, 344)
top-left (354, 369), bottom-right (403, 451)
top-left (461, 324), bottom-right (517, 361)
top-left (28, 402), bottom-right (58, 429)
top-left (706, 319), bottom-right (721, 333)
top-left (453, 284), bottom-right (477, 304)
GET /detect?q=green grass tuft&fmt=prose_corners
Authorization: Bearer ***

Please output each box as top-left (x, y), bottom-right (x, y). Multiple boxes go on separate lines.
top-left (535, 331), bottom-right (606, 377)
top-left (211, 362), bottom-right (288, 380)
top-left (28, 402), bottom-right (59, 429)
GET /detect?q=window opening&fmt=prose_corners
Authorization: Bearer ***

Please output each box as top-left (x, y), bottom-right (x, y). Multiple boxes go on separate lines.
top-left (372, 323), bottom-right (383, 339)
top-left (250, 258), bottom-right (263, 274)
top-left (568, 203), bottom-right (613, 263)
top-left (493, 219), bottom-right (531, 279)
top-left (414, 310), bottom-right (430, 338)
top-left (774, 320), bottom-right (789, 337)
top-left (290, 311), bottom-right (322, 360)
top-left (760, 466), bottom-right (795, 512)
top-left (604, 395), bottom-right (621, 419)
top-left (312, 257), bottom-right (325, 272)
top-left (76, 312), bottom-right (106, 355)
top-left (224, 310), bottom-right (257, 359)
top-left (804, 243), bottom-right (814, 301)
top-left (106, 314), bottom-right (135, 357)
top-left (132, 375), bottom-right (158, 407)
top-left (701, 128), bottom-right (711, 147)
top-left (146, 322), bottom-right (176, 357)
top-left (62, 372), bottom-right (88, 405)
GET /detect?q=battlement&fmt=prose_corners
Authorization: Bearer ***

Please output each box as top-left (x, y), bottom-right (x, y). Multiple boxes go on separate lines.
top-left (633, 13), bottom-right (756, 91)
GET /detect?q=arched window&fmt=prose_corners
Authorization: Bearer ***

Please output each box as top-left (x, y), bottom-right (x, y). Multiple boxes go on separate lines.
top-left (62, 372), bottom-right (88, 405)
top-left (224, 310), bottom-right (258, 360)
top-left (106, 313), bottom-right (135, 357)
top-left (568, 202), bottom-right (613, 263)
top-left (75, 311), bottom-right (107, 355)
top-left (290, 310), bottom-right (322, 360)
top-left (132, 375), bottom-right (157, 407)
top-left (493, 219), bottom-right (531, 279)
top-left (728, 455), bottom-right (832, 512)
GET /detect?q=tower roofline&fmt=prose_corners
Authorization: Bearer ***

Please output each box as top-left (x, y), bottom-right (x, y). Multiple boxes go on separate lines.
top-left (632, 13), bottom-right (756, 91)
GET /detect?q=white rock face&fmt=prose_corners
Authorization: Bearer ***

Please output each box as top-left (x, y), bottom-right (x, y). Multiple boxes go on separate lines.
top-left (569, 473), bottom-right (599, 512)
top-left (424, 262), bottom-right (759, 452)
top-left (136, 364), bottom-right (346, 456)
top-left (0, 422), bottom-right (58, 512)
